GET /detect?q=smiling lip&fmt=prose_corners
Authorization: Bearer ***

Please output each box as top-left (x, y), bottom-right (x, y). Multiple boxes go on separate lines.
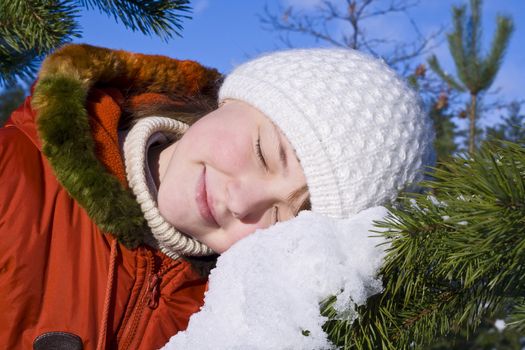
top-left (196, 166), bottom-right (219, 227)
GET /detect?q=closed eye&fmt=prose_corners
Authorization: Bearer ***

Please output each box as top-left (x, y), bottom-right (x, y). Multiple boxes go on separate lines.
top-left (273, 206), bottom-right (279, 224)
top-left (256, 133), bottom-right (269, 170)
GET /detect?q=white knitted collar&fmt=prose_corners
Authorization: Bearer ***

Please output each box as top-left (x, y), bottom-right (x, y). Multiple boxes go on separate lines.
top-left (123, 116), bottom-right (215, 259)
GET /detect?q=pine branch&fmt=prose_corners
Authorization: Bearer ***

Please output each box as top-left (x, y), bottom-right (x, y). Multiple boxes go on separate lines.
top-left (428, 0), bottom-right (514, 154)
top-left (427, 55), bottom-right (465, 91)
top-left (0, 49), bottom-right (39, 86)
top-left (0, 0), bottom-right (80, 52)
top-left (465, 0), bottom-right (482, 87)
top-left (465, 0), bottom-right (481, 61)
top-left (507, 300), bottom-right (525, 333)
top-left (0, 0), bottom-right (80, 85)
top-left (323, 141), bottom-right (525, 349)
top-left (479, 15), bottom-right (514, 91)
top-left (447, 5), bottom-right (469, 87)
top-left (78, 0), bottom-right (192, 41)
top-left (0, 0), bottom-right (193, 86)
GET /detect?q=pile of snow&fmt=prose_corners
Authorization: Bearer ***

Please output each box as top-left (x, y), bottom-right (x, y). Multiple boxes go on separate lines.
top-left (162, 207), bottom-right (390, 350)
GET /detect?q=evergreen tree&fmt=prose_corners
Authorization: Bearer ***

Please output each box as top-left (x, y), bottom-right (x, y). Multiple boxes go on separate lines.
top-left (429, 93), bottom-right (459, 163)
top-left (0, 0), bottom-right (192, 86)
top-left (407, 65), bottom-right (459, 162)
top-left (485, 101), bottom-right (525, 146)
top-left (428, 0), bottom-right (514, 154)
top-left (0, 84), bottom-right (26, 126)
top-left (321, 141), bottom-right (525, 349)
top-left (429, 306), bottom-right (524, 350)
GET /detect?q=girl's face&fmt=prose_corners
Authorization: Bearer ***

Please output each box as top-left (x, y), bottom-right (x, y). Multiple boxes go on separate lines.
top-left (158, 99), bottom-right (308, 253)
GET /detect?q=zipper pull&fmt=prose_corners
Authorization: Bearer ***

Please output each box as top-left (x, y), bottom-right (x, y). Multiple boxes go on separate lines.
top-left (147, 273), bottom-right (161, 309)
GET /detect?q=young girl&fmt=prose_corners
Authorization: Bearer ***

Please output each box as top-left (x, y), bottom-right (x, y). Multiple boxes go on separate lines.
top-left (0, 44), bottom-right (432, 349)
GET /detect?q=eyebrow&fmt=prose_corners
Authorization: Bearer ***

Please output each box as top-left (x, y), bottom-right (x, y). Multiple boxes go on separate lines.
top-left (272, 123), bottom-right (288, 176)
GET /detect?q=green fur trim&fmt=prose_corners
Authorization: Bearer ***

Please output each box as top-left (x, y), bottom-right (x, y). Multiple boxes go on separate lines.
top-left (35, 74), bottom-right (147, 248)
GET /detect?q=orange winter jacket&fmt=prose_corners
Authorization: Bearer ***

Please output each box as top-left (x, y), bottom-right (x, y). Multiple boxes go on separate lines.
top-left (0, 44), bottom-right (221, 349)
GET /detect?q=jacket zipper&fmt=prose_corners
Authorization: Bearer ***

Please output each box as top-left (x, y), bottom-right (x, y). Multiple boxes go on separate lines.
top-left (118, 250), bottom-right (155, 350)
top-left (118, 250), bottom-right (181, 349)
top-left (146, 261), bottom-right (179, 309)
top-left (146, 273), bottom-right (161, 309)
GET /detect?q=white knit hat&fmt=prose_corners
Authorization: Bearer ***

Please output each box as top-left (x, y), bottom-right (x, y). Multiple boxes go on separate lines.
top-left (219, 48), bottom-right (434, 218)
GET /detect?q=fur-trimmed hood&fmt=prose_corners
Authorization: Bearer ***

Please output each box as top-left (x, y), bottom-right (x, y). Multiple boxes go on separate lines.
top-left (30, 44), bottom-right (222, 249)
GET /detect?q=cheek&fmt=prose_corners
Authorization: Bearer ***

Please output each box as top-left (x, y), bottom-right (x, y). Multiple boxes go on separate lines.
top-left (157, 167), bottom-right (192, 226)
top-left (229, 221), bottom-right (269, 243)
top-left (186, 120), bottom-right (253, 172)
top-left (212, 137), bottom-right (250, 173)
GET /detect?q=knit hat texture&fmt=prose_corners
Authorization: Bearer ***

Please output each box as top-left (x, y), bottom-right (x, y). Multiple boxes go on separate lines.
top-left (219, 48), bottom-right (434, 218)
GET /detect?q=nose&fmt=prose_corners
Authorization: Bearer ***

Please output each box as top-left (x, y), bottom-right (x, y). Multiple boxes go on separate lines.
top-left (225, 176), bottom-right (279, 223)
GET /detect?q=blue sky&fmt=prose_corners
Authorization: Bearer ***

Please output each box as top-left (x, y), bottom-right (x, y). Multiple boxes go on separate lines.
top-left (65, 0), bottom-right (524, 128)
top-left (74, 1), bottom-right (523, 97)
